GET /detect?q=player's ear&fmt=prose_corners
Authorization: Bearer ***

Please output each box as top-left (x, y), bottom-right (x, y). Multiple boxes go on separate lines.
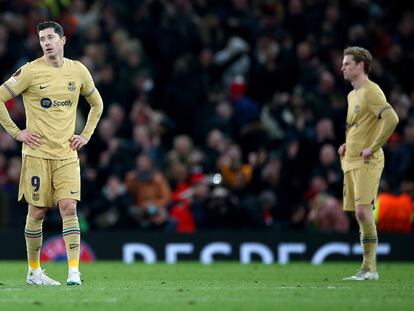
top-left (61, 36), bottom-right (66, 46)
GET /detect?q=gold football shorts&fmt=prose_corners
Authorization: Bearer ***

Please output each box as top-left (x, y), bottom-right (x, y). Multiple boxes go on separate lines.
top-left (18, 155), bottom-right (80, 207)
top-left (343, 167), bottom-right (382, 211)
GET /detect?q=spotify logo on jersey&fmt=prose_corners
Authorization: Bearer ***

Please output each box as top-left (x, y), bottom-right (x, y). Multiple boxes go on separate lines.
top-left (40, 98), bottom-right (73, 109)
top-left (40, 97), bottom-right (52, 108)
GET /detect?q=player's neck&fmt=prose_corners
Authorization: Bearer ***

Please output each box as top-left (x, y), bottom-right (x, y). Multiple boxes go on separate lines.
top-left (351, 75), bottom-right (368, 90)
top-left (43, 54), bottom-right (64, 68)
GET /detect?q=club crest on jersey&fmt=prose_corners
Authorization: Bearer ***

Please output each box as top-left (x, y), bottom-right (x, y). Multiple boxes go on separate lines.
top-left (354, 105), bottom-right (361, 113)
top-left (32, 193), bottom-right (39, 201)
top-left (68, 81), bottom-right (76, 92)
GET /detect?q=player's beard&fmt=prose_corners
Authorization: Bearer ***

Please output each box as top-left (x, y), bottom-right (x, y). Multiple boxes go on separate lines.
top-left (46, 48), bottom-right (63, 61)
top-left (45, 44), bottom-right (62, 58)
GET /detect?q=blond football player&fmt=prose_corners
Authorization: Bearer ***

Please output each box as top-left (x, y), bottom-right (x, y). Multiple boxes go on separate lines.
top-left (339, 46), bottom-right (398, 280)
top-left (0, 21), bottom-right (103, 285)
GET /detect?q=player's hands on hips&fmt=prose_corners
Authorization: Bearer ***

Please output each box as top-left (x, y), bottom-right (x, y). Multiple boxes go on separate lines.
top-left (16, 129), bottom-right (42, 149)
top-left (338, 143), bottom-right (346, 156)
top-left (360, 147), bottom-right (373, 160)
top-left (70, 135), bottom-right (88, 150)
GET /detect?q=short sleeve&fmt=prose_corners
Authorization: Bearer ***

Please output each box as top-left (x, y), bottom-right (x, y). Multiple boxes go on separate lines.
top-left (366, 84), bottom-right (390, 118)
top-left (79, 62), bottom-right (96, 97)
top-left (2, 64), bottom-right (32, 97)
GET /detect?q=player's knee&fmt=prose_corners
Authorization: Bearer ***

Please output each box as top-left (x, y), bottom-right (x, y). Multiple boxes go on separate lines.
top-left (28, 205), bottom-right (47, 220)
top-left (58, 200), bottom-right (77, 217)
top-left (355, 207), bottom-right (371, 223)
top-left (355, 209), bottom-right (366, 223)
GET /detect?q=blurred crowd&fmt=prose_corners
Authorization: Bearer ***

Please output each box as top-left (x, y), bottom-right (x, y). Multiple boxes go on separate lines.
top-left (0, 0), bottom-right (414, 233)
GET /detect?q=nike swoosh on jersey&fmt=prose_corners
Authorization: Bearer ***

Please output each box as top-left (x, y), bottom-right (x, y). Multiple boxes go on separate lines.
top-left (39, 85), bottom-right (49, 89)
top-left (70, 191), bottom-right (79, 194)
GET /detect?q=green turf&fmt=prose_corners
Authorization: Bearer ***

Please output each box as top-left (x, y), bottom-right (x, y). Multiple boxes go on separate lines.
top-left (0, 261), bottom-right (413, 311)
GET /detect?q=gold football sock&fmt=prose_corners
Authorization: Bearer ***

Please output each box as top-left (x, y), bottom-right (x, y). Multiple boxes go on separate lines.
top-left (62, 215), bottom-right (81, 270)
top-left (360, 221), bottom-right (378, 272)
top-left (25, 216), bottom-right (43, 270)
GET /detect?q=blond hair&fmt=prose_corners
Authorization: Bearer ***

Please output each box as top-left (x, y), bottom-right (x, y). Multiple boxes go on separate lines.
top-left (343, 46), bottom-right (373, 74)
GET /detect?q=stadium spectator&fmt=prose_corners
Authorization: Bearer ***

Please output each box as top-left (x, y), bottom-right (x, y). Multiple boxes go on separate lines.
top-left (307, 191), bottom-right (350, 233)
top-left (375, 179), bottom-right (414, 233)
top-left (125, 153), bottom-right (172, 230)
top-left (166, 135), bottom-right (195, 174)
top-left (312, 143), bottom-right (342, 198)
top-left (168, 162), bottom-right (196, 233)
top-left (87, 173), bottom-right (134, 230)
top-left (218, 143), bottom-right (253, 192)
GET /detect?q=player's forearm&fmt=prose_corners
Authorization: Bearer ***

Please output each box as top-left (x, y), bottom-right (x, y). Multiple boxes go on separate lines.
top-left (0, 88), bottom-right (21, 138)
top-left (370, 108), bottom-right (399, 152)
top-left (81, 89), bottom-right (103, 140)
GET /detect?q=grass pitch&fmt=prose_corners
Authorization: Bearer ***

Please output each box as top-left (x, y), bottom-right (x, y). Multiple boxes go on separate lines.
top-left (0, 261), bottom-right (413, 311)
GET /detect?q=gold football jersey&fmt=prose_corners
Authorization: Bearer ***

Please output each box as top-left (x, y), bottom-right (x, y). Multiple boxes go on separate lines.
top-left (341, 79), bottom-right (391, 172)
top-left (2, 57), bottom-right (96, 159)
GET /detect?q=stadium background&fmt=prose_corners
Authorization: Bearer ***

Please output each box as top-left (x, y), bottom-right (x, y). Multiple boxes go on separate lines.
top-left (0, 0), bottom-right (413, 262)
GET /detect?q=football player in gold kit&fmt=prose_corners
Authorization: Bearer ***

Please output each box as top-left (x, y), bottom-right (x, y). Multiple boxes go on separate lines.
top-left (339, 47), bottom-right (398, 280)
top-left (0, 21), bottom-right (103, 285)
